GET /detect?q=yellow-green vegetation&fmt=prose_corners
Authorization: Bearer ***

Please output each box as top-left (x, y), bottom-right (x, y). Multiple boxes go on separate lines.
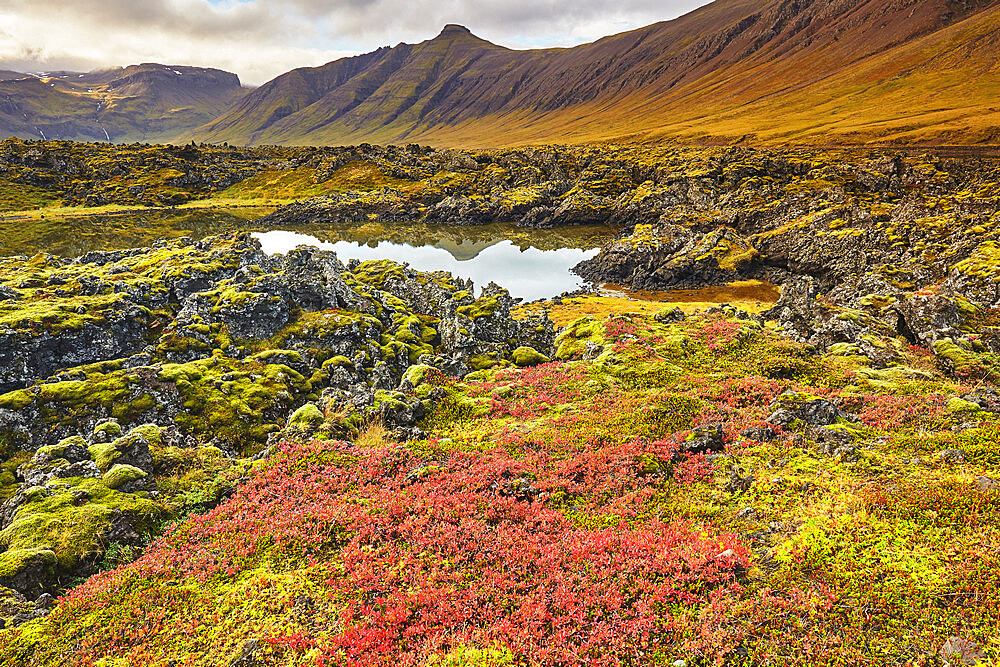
top-left (157, 355), bottom-right (315, 451)
top-left (0, 179), bottom-right (59, 213)
top-left (6, 141), bottom-right (1000, 313)
top-left (4, 138), bottom-right (1000, 665)
top-left (515, 282), bottom-right (781, 328)
top-left (0, 139), bottom-right (304, 210)
top-left (2, 309), bottom-right (997, 665)
top-left (0, 230), bottom-right (566, 615)
top-left (510, 346), bottom-right (550, 367)
top-left (209, 165), bottom-right (389, 203)
top-left (0, 477), bottom-right (157, 572)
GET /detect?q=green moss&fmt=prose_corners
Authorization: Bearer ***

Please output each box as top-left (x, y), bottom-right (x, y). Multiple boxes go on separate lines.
top-left (0, 548), bottom-right (57, 579)
top-left (946, 397), bottom-right (981, 414)
top-left (87, 442), bottom-right (121, 472)
top-left (462, 370), bottom-right (494, 383)
top-left (932, 337), bottom-right (991, 377)
top-left (288, 404), bottom-right (324, 427)
top-left (457, 296), bottom-right (500, 322)
top-left (467, 354), bottom-right (501, 371)
top-left (128, 424), bottom-right (164, 447)
top-left (350, 259), bottom-right (409, 289)
top-left (321, 355), bottom-right (355, 370)
top-left (36, 436), bottom-right (87, 461)
top-left (247, 349), bottom-right (304, 366)
top-left (389, 314), bottom-right (438, 362)
top-left (554, 317), bottom-right (606, 360)
top-left (425, 645), bottom-right (515, 667)
top-left (0, 292), bottom-right (140, 335)
top-left (403, 364), bottom-right (436, 387)
top-left (0, 478), bottom-right (157, 571)
top-left (92, 422), bottom-right (122, 439)
top-left (0, 389), bottom-right (33, 411)
top-left (770, 391), bottom-right (826, 409)
top-left (102, 464), bottom-right (147, 490)
top-left (510, 347), bottom-right (551, 367)
top-left (854, 366), bottom-right (933, 391)
top-left (6, 372), bottom-right (160, 439)
top-left (158, 356), bottom-right (313, 451)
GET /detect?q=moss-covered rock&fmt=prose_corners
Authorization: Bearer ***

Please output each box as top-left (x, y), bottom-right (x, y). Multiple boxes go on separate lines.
top-left (288, 404), bottom-right (324, 427)
top-left (0, 476), bottom-right (157, 596)
top-left (554, 317), bottom-right (605, 360)
top-left (0, 549), bottom-right (57, 598)
top-left (101, 464), bottom-right (148, 491)
top-left (402, 364), bottom-right (436, 387)
top-left (946, 397), bottom-right (981, 414)
top-left (510, 346), bottom-right (551, 367)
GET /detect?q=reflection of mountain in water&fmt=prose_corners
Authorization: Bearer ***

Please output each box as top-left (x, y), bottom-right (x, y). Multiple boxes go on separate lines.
top-left (252, 230), bottom-right (603, 302)
top-left (1, 209), bottom-right (616, 260)
top-left (289, 221), bottom-right (615, 259)
top-left (0, 208), bottom-right (618, 301)
top-left (432, 238), bottom-right (499, 262)
top-left (348, 235), bottom-right (500, 262)
top-left (343, 234), bottom-right (503, 262)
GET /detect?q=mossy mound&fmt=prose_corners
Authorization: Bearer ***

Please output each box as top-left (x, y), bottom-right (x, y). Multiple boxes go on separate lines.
top-left (510, 346), bottom-right (550, 367)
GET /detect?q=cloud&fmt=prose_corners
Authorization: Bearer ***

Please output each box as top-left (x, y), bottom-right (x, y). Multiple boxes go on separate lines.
top-left (0, 0), bottom-right (708, 85)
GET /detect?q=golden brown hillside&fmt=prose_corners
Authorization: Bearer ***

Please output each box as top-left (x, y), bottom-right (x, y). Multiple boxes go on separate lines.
top-left (187, 0), bottom-right (1000, 147)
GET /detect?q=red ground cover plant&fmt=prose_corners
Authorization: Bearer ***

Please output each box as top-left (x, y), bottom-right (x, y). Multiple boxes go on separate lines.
top-left (473, 364), bottom-right (588, 420)
top-left (853, 393), bottom-right (948, 430)
top-left (690, 320), bottom-right (741, 352)
top-left (41, 439), bottom-right (750, 667)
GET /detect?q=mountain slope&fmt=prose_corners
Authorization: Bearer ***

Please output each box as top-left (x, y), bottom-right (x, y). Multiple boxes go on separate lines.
top-left (0, 64), bottom-right (247, 143)
top-left (190, 0), bottom-right (1000, 147)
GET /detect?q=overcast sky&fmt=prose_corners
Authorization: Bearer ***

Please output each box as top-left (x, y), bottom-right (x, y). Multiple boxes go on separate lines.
top-left (0, 0), bottom-right (710, 85)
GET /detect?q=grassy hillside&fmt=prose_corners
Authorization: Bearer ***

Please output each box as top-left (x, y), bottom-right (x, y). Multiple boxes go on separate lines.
top-left (187, 0), bottom-right (1000, 148)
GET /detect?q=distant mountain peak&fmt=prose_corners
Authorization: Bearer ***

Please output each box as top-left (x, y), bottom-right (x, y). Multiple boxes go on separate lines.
top-left (185, 0), bottom-right (1000, 147)
top-left (0, 61), bottom-right (246, 143)
top-left (433, 23), bottom-right (488, 43)
top-left (439, 24), bottom-right (472, 35)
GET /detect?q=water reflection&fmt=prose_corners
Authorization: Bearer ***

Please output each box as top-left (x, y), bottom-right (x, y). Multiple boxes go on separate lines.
top-left (0, 208), bottom-right (618, 302)
top-left (255, 230), bottom-right (601, 302)
top-left (0, 208), bottom-right (273, 258)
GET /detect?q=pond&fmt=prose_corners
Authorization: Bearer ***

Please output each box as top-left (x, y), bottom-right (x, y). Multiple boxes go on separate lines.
top-left (254, 230), bottom-right (601, 301)
top-left (0, 208), bottom-right (617, 301)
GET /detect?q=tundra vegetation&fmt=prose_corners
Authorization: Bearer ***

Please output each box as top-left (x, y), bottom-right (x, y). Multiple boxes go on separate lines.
top-left (0, 140), bottom-right (998, 665)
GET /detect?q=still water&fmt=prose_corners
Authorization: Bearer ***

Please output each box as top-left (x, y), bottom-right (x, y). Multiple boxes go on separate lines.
top-left (0, 208), bottom-right (616, 301)
top-left (254, 230), bottom-right (599, 301)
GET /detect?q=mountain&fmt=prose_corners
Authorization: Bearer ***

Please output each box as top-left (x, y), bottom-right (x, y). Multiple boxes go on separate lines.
top-left (189, 0), bottom-right (1000, 147)
top-left (0, 64), bottom-right (247, 143)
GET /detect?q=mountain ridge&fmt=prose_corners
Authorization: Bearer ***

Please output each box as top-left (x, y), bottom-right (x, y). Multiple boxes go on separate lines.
top-left (188, 0), bottom-right (1000, 147)
top-left (3, 0), bottom-right (1000, 147)
top-left (0, 63), bottom-right (247, 144)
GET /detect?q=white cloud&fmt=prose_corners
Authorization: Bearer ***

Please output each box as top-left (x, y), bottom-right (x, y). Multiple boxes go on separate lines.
top-left (0, 0), bottom-right (708, 85)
